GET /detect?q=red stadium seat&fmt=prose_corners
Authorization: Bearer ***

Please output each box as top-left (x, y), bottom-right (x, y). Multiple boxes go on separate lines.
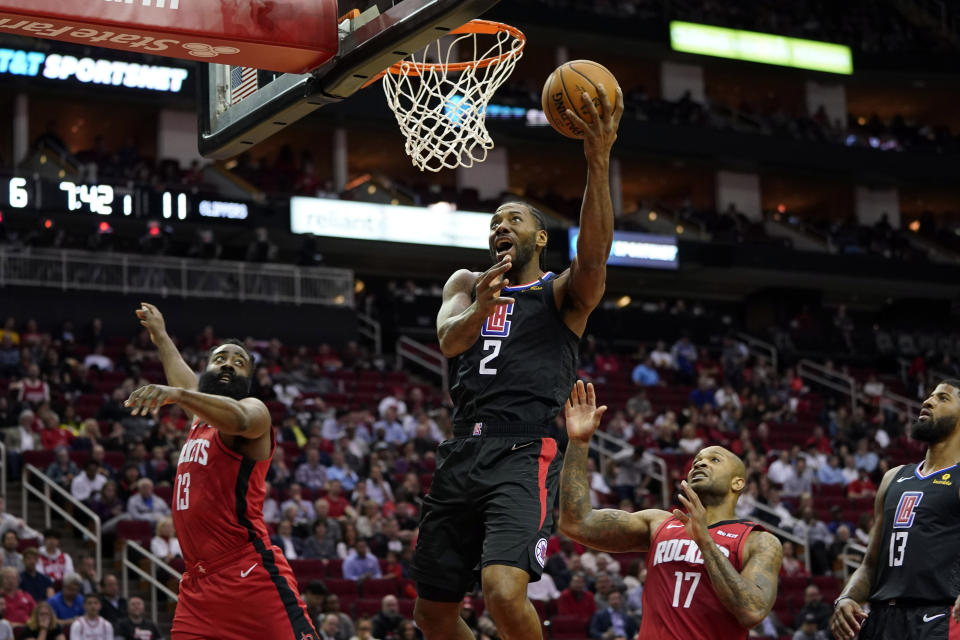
top-left (325, 558), bottom-right (343, 578)
top-left (23, 450), bottom-right (55, 470)
top-left (353, 598), bottom-right (381, 618)
top-left (361, 577), bottom-right (398, 598)
top-left (117, 520), bottom-right (153, 546)
top-left (288, 559), bottom-right (326, 580)
top-left (547, 615), bottom-right (589, 640)
top-left (17, 538), bottom-right (38, 552)
top-left (323, 578), bottom-right (360, 598)
top-left (397, 598), bottom-right (415, 618)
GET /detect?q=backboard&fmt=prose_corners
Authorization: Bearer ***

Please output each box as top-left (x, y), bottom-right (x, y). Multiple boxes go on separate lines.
top-left (198, 0), bottom-right (502, 159)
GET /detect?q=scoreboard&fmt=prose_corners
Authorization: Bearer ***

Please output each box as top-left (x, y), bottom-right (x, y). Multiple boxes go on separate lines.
top-left (3, 176), bottom-right (251, 221)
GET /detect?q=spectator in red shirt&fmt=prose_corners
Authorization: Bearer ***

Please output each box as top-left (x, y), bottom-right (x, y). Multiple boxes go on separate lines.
top-left (39, 413), bottom-right (72, 451)
top-left (556, 571), bottom-right (596, 622)
top-left (805, 425), bottom-right (832, 455)
top-left (779, 541), bottom-right (809, 578)
top-left (325, 480), bottom-right (350, 519)
top-left (846, 468), bottom-right (877, 499)
top-left (1, 566), bottom-right (36, 626)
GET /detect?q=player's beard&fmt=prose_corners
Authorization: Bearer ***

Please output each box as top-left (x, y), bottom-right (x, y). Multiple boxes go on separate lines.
top-left (690, 478), bottom-right (727, 507)
top-left (197, 369), bottom-right (252, 400)
top-left (489, 239), bottom-right (537, 273)
top-left (911, 412), bottom-right (958, 444)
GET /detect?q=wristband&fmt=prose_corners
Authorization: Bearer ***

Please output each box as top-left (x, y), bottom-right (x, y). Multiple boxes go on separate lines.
top-left (833, 595), bottom-right (855, 608)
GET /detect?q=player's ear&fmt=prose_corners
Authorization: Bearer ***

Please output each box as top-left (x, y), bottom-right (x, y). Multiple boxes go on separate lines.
top-left (731, 475), bottom-right (746, 494)
top-left (536, 229), bottom-right (548, 251)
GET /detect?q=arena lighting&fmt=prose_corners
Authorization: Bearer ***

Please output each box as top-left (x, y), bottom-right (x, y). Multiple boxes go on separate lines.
top-left (669, 21), bottom-right (853, 74)
top-left (290, 196), bottom-right (490, 249)
top-left (569, 227), bottom-right (679, 270)
top-left (0, 48), bottom-right (189, 92)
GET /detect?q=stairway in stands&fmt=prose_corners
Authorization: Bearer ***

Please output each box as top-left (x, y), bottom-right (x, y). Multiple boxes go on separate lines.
top-left (8, 478), bottom-right (176, 635)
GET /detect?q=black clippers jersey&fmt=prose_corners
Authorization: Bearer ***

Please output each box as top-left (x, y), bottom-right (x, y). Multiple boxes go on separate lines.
top-left (871, 462), bottom-right (960, 604)
top-left (448, 271), bottom-right (579, 428)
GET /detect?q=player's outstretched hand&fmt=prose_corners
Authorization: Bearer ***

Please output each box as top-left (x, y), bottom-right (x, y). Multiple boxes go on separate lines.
top-left (829, 598), bottom-right (868, 640)
top-left (564, 380), bottom-right (607, 443)
top-left (564, 84), bottom-right (624, 161)
top-left (473, 256), bottom-right (515, 319)
top-left (673, 480), bottom-right (710, 547)
top-left (125, 384), bottom-right (183, 416)
top-left (136, 302), bottom-right (168, 345)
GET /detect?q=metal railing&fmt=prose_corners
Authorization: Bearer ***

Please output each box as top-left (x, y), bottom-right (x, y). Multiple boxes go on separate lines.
top-left (0, 441), bottom-right (6, 502)
top-left (749, 502), bottom-right (812, 573)
top-left (841, 539), bottom-right (868, 580)
top-left (121, 540), bottom-right (181, 622)
top-left (21, 464), bottom-right (102, 577)
top-left (736, 332), bottom-right (778, 373)
top-left (798, 358), bottom-right (923, 421)
top-left (0, 247), bottom-right (355, 307)
top-left (588, 430), bottom-right (671, 511)
top-left (395, 336), bottom-right (448, 391)
top-left (357, 313), bottom-right (382, 355)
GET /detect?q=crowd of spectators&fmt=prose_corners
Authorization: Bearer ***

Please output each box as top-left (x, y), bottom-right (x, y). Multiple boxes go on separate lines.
top-left (0, 306), bottom-right (928, 639)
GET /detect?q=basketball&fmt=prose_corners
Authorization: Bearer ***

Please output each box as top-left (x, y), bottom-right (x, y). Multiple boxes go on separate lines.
top-left (541, 60), bottom-right (620, 138)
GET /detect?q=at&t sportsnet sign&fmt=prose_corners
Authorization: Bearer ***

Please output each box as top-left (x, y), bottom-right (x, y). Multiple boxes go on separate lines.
top-left (0, 47), bottom-right (188, 92)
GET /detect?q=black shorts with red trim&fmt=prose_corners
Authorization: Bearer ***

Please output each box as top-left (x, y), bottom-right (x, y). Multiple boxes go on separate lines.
top-left (410, 425), bottom-right (562, 599)
top-left (860, 601), bottom-right (960, 640)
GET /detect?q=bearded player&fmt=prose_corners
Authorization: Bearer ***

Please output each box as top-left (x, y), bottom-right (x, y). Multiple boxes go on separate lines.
top-left (831, 380), bottom-right (960, 640)
top-left (559, 381), bottom-right (782, 639)
top-left (124, 303), bottom-right (319, 640)
top-left (411, 85), bottom-right (623, 640)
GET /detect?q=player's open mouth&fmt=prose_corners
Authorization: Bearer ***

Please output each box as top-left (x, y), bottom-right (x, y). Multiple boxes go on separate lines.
top-left (495, 237), bottom-right (514, 257)
top-left (690, 471), bottom-right (708, 481)
top-left (219, 373), bottom-right (233, 382)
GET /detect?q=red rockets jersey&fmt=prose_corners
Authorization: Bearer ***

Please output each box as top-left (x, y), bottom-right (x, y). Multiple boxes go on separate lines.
top-left (172, 418), bottom-right (274, 565)
top-left (638, 516), bottom-right (764, 640)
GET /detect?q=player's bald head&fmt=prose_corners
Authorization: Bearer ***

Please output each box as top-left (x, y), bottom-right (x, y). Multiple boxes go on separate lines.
top-left (689, 446), bottom-right (747, 503)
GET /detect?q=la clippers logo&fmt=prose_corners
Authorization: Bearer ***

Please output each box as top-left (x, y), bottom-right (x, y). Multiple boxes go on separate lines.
top-left (535, 538), bottom-right (547, 567)
top-left (481, 303), bottom-right (514, 338)
top-left (894, 491), bottom-right (923, 528)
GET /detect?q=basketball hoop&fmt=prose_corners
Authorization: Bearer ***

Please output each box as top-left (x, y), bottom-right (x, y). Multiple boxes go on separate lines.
top-left (379, 19), bottom-right (525, 172)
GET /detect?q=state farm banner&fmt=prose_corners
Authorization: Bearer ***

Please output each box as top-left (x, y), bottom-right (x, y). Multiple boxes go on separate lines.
top-left (0, 0), bottom-right (338, 73)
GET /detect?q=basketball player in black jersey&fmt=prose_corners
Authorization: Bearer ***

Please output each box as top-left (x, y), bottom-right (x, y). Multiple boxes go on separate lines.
top-left (831, 379), bottom-right (960, 640)
top-left (410, 85), bottom-right (623, 640)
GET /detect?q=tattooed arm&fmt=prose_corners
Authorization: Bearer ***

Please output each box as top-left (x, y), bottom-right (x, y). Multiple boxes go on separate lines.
top-left (699, 530), bottom-right (782, 628)
top-left (559, 380), bottom-right (671, 552)
top-left (673, 479), bottom-right (782, 628)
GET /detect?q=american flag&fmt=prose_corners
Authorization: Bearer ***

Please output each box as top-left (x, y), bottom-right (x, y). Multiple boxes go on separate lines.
top-left (230, 66), bottom-right (258, 105)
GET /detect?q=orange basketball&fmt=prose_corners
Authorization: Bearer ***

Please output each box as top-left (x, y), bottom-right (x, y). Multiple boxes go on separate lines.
top-left (541, 60), bottom-right (620, 139)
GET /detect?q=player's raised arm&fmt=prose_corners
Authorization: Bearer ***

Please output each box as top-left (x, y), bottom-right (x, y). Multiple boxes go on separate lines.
top-left (559, 381), bottom-right (669, 552)
top-left (136, 303), bottom-right (197, 392)
top-left (555, 85), bottom-right (624, 336)
top-left (125, 341), bottom-right (270, 440)
top-left (830, 465), bottom-right (901, 639)
top-left (436, 259), bottom-right (515, 358)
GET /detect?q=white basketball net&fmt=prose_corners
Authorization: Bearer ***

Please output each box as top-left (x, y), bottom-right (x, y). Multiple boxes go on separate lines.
top-left (382, 21), bottom-right (525, 172)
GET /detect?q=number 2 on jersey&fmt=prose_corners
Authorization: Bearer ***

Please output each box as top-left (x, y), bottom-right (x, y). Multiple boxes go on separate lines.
top-left (672, 571), bottom-right (701, 608)
top-left (479, 339), bottom-right (501, 375)
top-left (175, 472), bottom-right (191, 511)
